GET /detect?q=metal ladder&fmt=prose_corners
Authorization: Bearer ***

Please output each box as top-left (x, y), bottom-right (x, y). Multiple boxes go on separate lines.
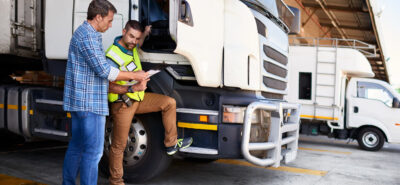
top-left (313, 40), bottom-right (338, 121)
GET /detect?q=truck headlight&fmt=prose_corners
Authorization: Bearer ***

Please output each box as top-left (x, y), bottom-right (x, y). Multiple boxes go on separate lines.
top-left (222, 105), bottom-right (266, 124)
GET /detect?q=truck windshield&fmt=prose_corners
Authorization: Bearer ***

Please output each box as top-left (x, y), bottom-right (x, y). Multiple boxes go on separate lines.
top-left (357, 82), bottom-right (394, 107)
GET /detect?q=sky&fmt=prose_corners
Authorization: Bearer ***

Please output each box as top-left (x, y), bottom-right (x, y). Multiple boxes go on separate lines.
top-left (373, 0), bottom-right (400, 88)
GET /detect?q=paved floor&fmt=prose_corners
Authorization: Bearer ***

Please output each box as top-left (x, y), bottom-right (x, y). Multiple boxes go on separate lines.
top-left (0, 131), bottom-right (399, 185)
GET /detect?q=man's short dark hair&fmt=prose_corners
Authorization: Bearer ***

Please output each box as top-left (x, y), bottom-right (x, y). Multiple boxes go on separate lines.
top-left (124, 20), bottom-right (144, 32)
top-left (87, 0), bottom-right (117, 20)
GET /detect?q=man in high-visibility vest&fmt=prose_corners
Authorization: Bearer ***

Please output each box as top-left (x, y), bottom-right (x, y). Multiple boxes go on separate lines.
top-left (106, 20), bottom-right (193, 185)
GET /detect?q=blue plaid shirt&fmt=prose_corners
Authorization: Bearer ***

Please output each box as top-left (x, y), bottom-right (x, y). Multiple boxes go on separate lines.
top-left (63, 21), bottom-right (119, 116)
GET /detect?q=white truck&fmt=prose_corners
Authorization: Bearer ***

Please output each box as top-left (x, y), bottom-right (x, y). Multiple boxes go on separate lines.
top-left (287, 38), bottom-right (400, 151)
top-left (0, 0), bottom-right (301, 182)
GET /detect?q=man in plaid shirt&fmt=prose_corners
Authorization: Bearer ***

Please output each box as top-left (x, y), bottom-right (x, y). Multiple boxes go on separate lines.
top-left (62, 1), bottom-right (148, 184)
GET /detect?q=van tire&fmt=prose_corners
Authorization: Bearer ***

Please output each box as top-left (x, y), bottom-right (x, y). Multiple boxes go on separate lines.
top-left (357, 127), bottom-right (384, 151)
top-left (99, 113), bottom-right (172, 183)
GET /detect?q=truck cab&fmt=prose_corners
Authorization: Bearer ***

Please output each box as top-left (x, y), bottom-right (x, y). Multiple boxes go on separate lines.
top-left (346, 77), bottom-right (400, 150)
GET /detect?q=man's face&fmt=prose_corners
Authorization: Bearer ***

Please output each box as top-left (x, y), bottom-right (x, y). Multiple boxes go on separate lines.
top-left (121, 28), bottom-right (142, 50)
top-left (96, 11), bottom-right (114, 33)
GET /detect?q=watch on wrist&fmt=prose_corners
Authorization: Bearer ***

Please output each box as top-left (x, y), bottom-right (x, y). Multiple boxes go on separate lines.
top-left (127, 86), bottom-right (134, 93)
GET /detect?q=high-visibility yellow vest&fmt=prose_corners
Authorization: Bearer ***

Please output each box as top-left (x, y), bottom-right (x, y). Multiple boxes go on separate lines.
top-left (106, 44), bottom-right (145, 102)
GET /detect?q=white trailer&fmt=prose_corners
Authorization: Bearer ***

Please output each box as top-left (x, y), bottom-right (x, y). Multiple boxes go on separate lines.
top-left (287, 38), bottom-right (400, 151)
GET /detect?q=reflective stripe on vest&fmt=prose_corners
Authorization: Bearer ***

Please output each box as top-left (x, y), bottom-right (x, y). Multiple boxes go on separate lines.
top-left (106, 44), bottom-right (145, 102)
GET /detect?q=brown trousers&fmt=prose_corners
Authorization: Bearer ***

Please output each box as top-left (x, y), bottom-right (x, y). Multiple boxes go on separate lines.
top-left (108, 93), bottom-right (177, 185)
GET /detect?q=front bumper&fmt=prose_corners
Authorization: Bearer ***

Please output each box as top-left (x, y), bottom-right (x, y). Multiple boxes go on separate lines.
top-left (241, 101), bottom-right (301, 167)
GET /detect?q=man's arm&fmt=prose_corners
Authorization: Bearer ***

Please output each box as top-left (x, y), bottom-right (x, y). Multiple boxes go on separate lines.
top-left (80, 35), bottom-right (148, 82)
top-left (109, 79), bottom-right (149, 94)
top-left (138, 25), bottom-right (151, 48)
top-left (115, 70), bottom-right (148, 81)
top-left (109, 82), bottom-right (129, 94)
top-left (80, 34), bottom-right (115, 80)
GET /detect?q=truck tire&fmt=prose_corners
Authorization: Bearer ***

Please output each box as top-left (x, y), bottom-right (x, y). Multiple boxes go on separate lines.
top-left (99, 113), bottom-right (172, 183)
top-left (357, 127), bottom-right (385, 151)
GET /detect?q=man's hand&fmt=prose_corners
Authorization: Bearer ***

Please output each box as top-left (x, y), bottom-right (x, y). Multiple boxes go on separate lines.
top-left (144, 25), bottom-right (152, 37)
top-left (132, 78), bottom-right (150, 91)
top-left (130, 70), bottom-right (149, 81)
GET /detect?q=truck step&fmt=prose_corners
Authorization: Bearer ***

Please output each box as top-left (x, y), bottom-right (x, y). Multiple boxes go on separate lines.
top-left (179, 146), bottom-right (218, 155)
top-left (35, 99), bottom-right (63, 105)
top-left (34, 128), bottom-right (68, 137)
top-left (176, 108), bottom-right (219, 116)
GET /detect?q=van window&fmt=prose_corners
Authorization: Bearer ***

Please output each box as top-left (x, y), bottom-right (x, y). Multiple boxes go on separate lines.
top-left (299, 72), bottom-right (312, 100)
top-left (357, 82), bottom-right (394, 107)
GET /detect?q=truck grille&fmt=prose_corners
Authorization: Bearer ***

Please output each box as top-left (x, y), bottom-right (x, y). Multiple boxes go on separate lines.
top-left (263, 77), bottom-right (287, 90)
top-left (263, 60), bottom-right (287, 78)
top-left (263, 46), bottom-right (288, 65)
top-left (254, 16), bottom-right (289, 100)
top-left (261, 44), bottom-right (289, 99)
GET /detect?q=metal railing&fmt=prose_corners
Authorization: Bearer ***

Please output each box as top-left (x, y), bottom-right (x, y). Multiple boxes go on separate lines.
top-left (289, 37), bottom-right (377, 58)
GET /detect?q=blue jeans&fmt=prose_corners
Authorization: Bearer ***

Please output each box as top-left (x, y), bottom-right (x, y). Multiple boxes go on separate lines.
top-left (62, 111), bottom-right (105, 185)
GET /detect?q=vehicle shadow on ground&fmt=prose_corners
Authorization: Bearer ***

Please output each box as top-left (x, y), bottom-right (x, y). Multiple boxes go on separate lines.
top-left (299, 138), bottom-right (358, 149)
top-left (126, 158), bottom-right (294, 185)
top-left (299, 137), bottom-right (400, 153)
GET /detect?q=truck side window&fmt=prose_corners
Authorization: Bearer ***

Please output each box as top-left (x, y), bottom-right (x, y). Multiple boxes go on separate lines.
top-left (299, 72), bottom-right (312, 100)
top-left (357, 82), bottom-right (394, 107)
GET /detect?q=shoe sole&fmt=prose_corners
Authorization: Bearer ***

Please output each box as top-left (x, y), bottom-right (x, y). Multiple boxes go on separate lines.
top-left (167, 150), bottom-right (177, 155)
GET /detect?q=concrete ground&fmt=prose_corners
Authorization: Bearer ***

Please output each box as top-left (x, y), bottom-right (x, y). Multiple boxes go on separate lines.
top-left (0, 131), bottom-right (399, 185)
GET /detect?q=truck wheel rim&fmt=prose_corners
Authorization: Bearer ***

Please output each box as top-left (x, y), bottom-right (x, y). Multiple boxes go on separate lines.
top-left (362, 131), bottom-right (378, 148)
top-left (104, 118), bottom-right (148, 166)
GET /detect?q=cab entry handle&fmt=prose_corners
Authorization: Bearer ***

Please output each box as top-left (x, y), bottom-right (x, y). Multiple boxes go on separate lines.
top-left (354, 106), bottom-right (359, 113)
top-left (179, 0), bottom-right (193, 26)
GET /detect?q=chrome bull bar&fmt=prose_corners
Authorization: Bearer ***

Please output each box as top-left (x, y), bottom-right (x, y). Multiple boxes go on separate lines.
top-left (241, 101), bottom-right (301, 167)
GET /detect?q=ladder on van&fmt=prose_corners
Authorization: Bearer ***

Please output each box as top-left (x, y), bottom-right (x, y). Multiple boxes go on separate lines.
top-left (313, 40), bottom-right (340, 127)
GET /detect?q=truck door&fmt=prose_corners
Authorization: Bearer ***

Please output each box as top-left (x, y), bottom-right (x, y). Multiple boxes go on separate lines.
top-left (346, 79), bottom-right (400, 142)
top-left (170, 0), bottom-right (224, 87)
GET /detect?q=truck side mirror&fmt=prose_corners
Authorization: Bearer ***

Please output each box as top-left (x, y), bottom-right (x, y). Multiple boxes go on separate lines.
top-left (393, 97), bottom-right (400, 108)
top-left (288, 6), bottom-right (300, 35)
